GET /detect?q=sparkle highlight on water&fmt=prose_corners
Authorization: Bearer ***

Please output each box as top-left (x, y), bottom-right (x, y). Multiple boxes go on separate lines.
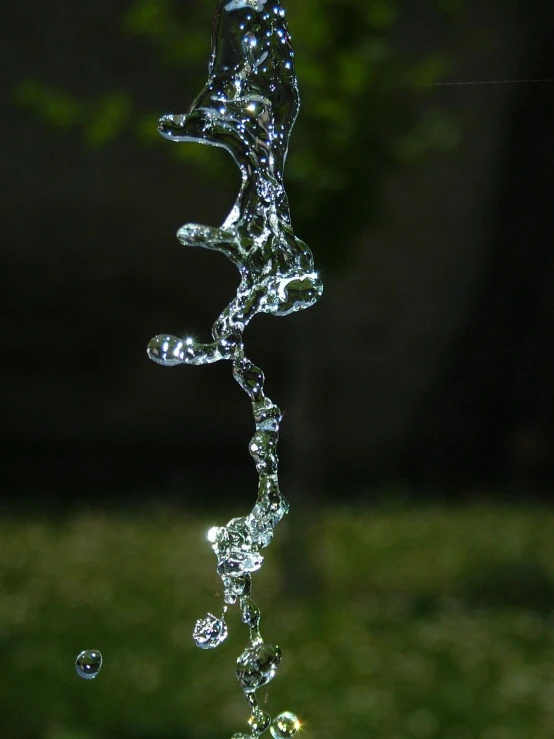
top-left (270, 712), bottom-right (302, 739)
top-left (147, 0), bottom-right (321, 735)
top-left (75, 649), bottom-right (102, 680)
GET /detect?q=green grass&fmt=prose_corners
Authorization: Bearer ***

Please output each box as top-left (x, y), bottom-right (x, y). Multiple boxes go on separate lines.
top-left (1, 504), bottom-right (554, 739)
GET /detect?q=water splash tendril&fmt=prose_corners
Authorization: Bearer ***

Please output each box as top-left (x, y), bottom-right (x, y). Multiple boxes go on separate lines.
top-left (147, 1), bottom-right (321, 735)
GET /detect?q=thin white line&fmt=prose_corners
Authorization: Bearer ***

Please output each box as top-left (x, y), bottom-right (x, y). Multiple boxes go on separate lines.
top-left (416, 78), bottom-right (554, 87)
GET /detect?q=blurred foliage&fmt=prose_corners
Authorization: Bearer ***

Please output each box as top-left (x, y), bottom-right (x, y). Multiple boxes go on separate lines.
top-left (14, 0), bottom-right (461, 271)
top-left (278, 0), bottom-right (458, 267)
top-left (16, 81), bottom-right (133, 148)
top-left (2, 504), bottom-right (554, 739)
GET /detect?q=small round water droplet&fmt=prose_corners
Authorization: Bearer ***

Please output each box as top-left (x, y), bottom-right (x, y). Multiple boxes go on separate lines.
top-left (75, 649), bottom-right (102, 680)
top-left (193, 613), bottom-right (228, 649)
top-left (270, 712), bottom-right (301, 739)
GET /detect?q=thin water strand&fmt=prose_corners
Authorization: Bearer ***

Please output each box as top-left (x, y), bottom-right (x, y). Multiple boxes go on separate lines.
top-left (416, 77), bottom-right (554, 87)
top-left (147, 0), bottom-right (321, 734)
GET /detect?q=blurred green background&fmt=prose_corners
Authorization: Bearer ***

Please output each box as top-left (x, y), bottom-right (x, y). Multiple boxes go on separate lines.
top-left (3, 505), bottom-right (554, 738)
top-left (2, 0), bottom-right (554, 737)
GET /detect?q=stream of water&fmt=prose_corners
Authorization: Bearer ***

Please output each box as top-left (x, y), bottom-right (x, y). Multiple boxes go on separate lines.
top-left (147, 2), bottom-right (322, 735)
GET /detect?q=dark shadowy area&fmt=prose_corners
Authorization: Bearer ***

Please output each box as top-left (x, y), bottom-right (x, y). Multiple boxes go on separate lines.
top-left (407, 21), bottom-right (554, 490)
top-left (1, 0), bottom-right (553, 508)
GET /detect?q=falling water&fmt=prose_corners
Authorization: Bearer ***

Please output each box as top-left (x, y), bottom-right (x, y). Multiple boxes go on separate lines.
top-left (75, 649), bottom-right (103, 680)
top-left (147, 1), bottom-right (322, 735)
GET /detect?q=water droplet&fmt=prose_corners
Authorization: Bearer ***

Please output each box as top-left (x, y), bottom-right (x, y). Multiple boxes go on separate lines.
top-left (270, 712), bottom-right (301, 739)
top-left (233, 358), bottom-right (265, 400)
top-left (253, 475), bottom-right (289, 526)
top-left (213, 517), bottom-right (271, 576)
top-left (223, 574), bottom-right (251, 604)
top-left (236, 643), bottom-right (281, 692)
top-left (246, 514), bottom-right (273, 548)
top-left (253, 400), bottom-right (282, 432)
top-left (213, 516), bottom-right (264, 577)
top-left (75, 649), bottom-right (102, 680)
top-left (243, 31), bottom-right (258, 49)
top-left (249, 430), bottom-right (278, 474)
top-left (193, 613), bottom-right (228, 649)
top-left (249, 708), bottom-right (272, 734)
top-left (207, 526), bottom-right (219, 543)
top-left (241, 596), bottom-right (261, 627)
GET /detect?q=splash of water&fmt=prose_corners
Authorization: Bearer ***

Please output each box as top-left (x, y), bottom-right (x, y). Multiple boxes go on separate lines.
top-left (148, 0), bottom-right (320, 735)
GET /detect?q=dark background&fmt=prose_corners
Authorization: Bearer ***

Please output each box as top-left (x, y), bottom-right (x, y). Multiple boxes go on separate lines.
top-left (3, 0), bottom-right (553, 509)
